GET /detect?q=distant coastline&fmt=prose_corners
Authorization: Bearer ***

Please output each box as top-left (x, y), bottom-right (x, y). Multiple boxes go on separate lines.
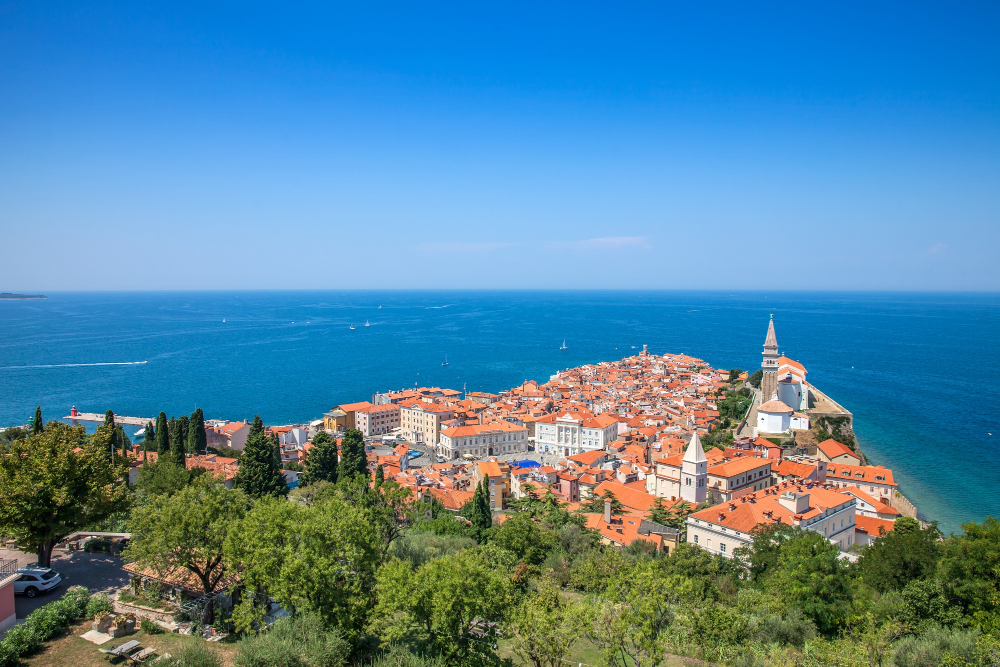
top-left (0, 293), bottom-right (47, 300)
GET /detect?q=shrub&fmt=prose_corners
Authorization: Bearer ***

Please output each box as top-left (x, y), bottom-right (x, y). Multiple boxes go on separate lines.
top-left (370, 645), bottom-right (445, 667)
top-left (389, 531), bottom-right (476, 567)
top-left (892, 626), bottom-right (979, 667)
top-left (157, 643), bottom-right (222, 667)
top-left (140, 618), bottom-right (164, 634)
top-left (0, 586), bottom-right (92, 666)
top-left (86, 592), bottom-right (115, 618)
top-left (235, 614), bottom-right (349, 667)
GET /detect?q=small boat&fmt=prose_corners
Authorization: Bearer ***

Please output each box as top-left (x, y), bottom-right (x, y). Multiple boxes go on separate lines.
top-left (441, 355), bottom-right (449, 366)
top-left (378, 305), bottom-right (382, 309)
top-left (559, 339), bottom-right (568, 350)
top-left (364, 320), bottom-right (370, 327)
top-left (222, 318), bottom-right (226, 323)
top-left (349, 324), bottom-right (355, 330)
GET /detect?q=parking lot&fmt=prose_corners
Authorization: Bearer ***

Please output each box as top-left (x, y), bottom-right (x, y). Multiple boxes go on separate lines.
top-left (0, 547), bottom-right (129, 619)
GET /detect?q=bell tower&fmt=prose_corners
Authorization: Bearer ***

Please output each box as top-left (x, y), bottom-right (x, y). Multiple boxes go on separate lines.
top-left (761, 315), bottom-right (779, 401)
top-left (680, 432), bottom-right (707, 503)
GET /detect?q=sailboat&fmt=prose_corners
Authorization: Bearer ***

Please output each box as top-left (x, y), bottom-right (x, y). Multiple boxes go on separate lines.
top-left (365, 320), bottom-right (370, 327)
top-left (222, 318), bottom-right (226, 323)
top-left (441, 355), bottom-right (449, 366)
top-left (559, 339), bottom-right (568, 350)
top-left (349, 323), bottom-right (355, 330)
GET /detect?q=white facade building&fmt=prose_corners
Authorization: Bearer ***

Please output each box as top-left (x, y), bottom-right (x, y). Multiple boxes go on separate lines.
top-left (686, 485), bottom-right (858, 558)
top-left (757, 395), bottom-right (794, 434)
top-left (534, 413), bottom-right (618, 457)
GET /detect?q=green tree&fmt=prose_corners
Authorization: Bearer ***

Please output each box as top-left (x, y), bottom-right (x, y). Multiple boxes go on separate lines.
top-left (939, 516), bottom-right (1000, 632)
top-left (225, 494), bottom-right (382, 638)
top-left (491, 512), bottom-right (556, 565)
top-left (178, 413), bottom-right (190, 451)
top-left (749, 369), bottom-right (763, 388)
top-left (142, 422), bottom-right (155, 454)
top-left (155, 411), bottom-right (169, 455)
top-left (134, 457), bottom-right (195, 504)
top-left (588, 489), bottom-right (623, 514)
top-left (648, 497), bottom-right (671, 524)
top-left (509, 580), bottom-right (585, 667)
top-left (100, 410), bottom-right (127, 459)
top-left (170, 416), bottom-right (187, 467)
top-left (188, 408), bottom-right (207, 454)
top-left (587, 562), bottom-right (682, 667)
top-left (375, 464), bottom-right (384, 485)
top-left (126, 476), bottom-right (247, 594)
top-left (373, 549), bottom-right (515, 663)
top-left (0, 422), bottom-right (130, 566)
top-left (300, 431), bottom-right (338, 486)
top-left (761, 530), bottom-right (853, 634)
top-left (32, 405), bottom-right (43, 435)
top-left (464, 480), bottom-right (493, 536)
top-left (857, 521), bottom-right (940, 593)
top-left (233, 415), bottom-right (288, 499)
top-left (338, 429), bottom-right (368, 481)
top-left (335, 474), bottom-right (414, 558)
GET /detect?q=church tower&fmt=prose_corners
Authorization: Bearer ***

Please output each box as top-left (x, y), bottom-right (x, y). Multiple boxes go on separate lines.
top-left (761, 315), bottom-right (780, 401)
top-left (680, 432), bottom-right (707, 503)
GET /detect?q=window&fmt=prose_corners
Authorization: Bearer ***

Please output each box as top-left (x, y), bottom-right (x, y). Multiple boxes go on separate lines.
top-left (720, 543), bottom-right (727, 553)
top-left (693, 534), bottom-right (699, 544)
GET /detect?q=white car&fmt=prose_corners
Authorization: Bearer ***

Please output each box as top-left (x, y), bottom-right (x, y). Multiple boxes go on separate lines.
top-left (13, 567), bottom-right (62, 598)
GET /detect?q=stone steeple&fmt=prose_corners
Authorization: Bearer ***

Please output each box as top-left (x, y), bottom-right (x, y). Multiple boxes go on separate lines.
top-left (681, 432), bottom-right (707, 503)
top-left (761, 315), bottom-right (780, 402)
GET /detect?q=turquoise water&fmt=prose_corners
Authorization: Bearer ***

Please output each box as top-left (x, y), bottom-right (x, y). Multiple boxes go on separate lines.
top-left (1, 291), bottom-right (997, 533)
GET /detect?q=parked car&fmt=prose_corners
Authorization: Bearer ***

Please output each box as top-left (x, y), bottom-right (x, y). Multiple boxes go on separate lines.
top-left (13, 566), bottom-right (62, 598)
top-left (407, 450), bottom-right (422, 460)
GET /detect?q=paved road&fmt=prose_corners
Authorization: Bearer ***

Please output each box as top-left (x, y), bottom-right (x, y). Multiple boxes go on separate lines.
top-left (0, 548), bottom-right (129, 619)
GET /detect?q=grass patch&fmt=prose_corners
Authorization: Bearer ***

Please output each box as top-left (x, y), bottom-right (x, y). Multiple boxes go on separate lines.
top-left (23, 621), bottom-right (236, 667)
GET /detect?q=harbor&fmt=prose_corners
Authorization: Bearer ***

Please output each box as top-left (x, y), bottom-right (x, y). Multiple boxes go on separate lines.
top-left (63, 407), bottom-right (153, 427)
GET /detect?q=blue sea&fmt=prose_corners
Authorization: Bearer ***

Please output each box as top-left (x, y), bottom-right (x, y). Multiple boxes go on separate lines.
top-left (1, 291), bottom-right (998, 534)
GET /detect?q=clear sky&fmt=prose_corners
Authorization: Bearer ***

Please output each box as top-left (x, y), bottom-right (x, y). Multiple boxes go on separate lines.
top-left (1, 2), bottom-right (998, 290)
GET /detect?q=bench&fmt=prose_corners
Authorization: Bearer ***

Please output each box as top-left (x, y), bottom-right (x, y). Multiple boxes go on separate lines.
top-left (129, 647), bottom-right (157, 663)
top-left (99, 639), bottom-right (141, 661)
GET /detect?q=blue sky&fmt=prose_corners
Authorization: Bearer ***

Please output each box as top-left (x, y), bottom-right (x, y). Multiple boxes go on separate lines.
top-left (1, 2), bottom-right (998, 290)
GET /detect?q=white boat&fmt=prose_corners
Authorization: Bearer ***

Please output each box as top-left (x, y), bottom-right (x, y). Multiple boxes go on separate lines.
top-left (350, 324), bottom-right (355, 330)
top-left (222, 318), bottom-right (226, 323)
top-left (559, 339), bottom-right (568, 350)
top-left (441, 355), bottom-right (449, 366)
top-left (365, 320), bottom-right (370, 327)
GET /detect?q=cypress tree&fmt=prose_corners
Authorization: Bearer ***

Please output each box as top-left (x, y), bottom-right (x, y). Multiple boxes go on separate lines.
top-left (467, 480), bottom-right (493, 535)
top-left (338, 429), bottom-right (368, 481)
top-left (103, 410), bottom-right (118, 457)
top-left (142, 422), bottom-right (155, 452)
top-left (178, 414), bottom-right (190, 452)
top-left (32, 406), bottom-right (43, 435)
top-left (300, 431), bottom-right (338, 486)
top-left (374, 464), bottom-right (384, 485)
top-left (155, 412), bottom-right (169, 456)
top-left (233, 415), bottom-right (287, 499)
top-left (170, 418), bottom-right (186, 467)
top-left (188, 408), bottom-right (207, 454)
top-left (116, 424), bottom-right (129, 458)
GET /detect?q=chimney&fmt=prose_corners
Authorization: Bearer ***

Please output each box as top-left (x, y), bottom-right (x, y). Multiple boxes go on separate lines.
top-left (779, 491), bottom-right (810, 514)
top-left (604, 499), bottom-right (612, 524)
